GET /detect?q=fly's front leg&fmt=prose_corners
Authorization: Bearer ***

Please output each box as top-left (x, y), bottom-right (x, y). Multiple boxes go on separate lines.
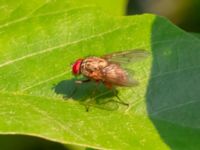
top-left (75, 79), bottom-right (91, 84)
top-left (69, 79), bottom-right (91, 98)
top-left (74, 78), bottom-right (98, 112)
top-left (85, 81), bottom-right (100, 112)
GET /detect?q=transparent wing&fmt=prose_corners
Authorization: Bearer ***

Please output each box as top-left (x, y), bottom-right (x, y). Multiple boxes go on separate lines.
top-left (102, 64), bottom-right (139, 87)
top-left (102, 49), bottom-right (149, 64)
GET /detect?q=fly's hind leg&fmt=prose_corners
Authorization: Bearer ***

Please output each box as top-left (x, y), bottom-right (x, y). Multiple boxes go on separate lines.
top-left (104, 82), bottom-right (129, 107)
top-left (112, 88), bottom-right (129, 107)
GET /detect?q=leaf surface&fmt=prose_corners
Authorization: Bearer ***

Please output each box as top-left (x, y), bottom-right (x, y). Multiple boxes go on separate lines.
top-left (0, 0), bottom-right (200, 149)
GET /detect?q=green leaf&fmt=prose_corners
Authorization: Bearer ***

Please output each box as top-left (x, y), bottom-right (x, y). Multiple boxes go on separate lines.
top-left (148, 19), bottom-right (200, 149)
top-left (190, 32), bottom-right (200, 39)
top-left (0, 0), bottom-right (200, 149)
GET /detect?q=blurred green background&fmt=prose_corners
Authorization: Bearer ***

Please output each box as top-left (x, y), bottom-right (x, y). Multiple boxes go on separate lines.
top-left (127, 0), bottom-right (200, 32)
top-left (1, 0), bottom-right (200, 150)
top-left (79, 0), bottom-right (200, 32)
top-left (81, 0), bottom-right (200, 32)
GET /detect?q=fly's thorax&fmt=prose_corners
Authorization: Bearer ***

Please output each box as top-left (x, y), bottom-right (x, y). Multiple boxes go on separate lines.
top-left (80, 57), bottom-right (108, 76)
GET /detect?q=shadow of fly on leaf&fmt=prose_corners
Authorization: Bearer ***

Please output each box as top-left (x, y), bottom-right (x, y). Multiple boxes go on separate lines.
top-left (53, 78), bottom-right (124, 111)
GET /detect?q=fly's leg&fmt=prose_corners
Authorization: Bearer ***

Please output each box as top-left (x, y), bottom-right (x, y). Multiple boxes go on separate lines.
top-left (75, 79), bottom-right (91, 84)
top-left (73, 78), bottom-right (99, 112)
top-left (112, 89), bottom-right (129, 107)
top-left (69, 79), bottom-right (91, 98)
top-left (104, 82), bottom-right (129, 107)
top-left (85, 81), bottom-right (100, 112)
top-left (68, 86), bottom-right (77, 98)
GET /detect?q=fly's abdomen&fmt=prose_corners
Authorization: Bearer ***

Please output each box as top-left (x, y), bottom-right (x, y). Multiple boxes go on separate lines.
top-left (102, 64), bottom-right (138, 86)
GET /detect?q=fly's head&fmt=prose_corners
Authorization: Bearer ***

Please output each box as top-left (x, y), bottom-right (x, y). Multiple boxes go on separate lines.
top-left (72, 59), bottom-right (83, 75)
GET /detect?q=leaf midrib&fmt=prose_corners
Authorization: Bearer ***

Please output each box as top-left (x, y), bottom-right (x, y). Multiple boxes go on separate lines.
top-left (0, 24), bottom-right (135, 68)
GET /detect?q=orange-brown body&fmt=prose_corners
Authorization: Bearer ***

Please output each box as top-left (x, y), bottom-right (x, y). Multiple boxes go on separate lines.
top-left (72, 49), bottom-right (149, 89)
top-left (80, 57), bottom-right (136, 88)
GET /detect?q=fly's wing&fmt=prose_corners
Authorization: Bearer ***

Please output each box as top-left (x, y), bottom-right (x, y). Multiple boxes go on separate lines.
top-left (102, 64), bottom-right (139, 87)
top-left (102, 49), bottom-right (149, 64)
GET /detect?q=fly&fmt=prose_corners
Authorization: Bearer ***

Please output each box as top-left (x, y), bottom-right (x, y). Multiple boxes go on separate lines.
top-left (71, 49), bottom-right (149, 110)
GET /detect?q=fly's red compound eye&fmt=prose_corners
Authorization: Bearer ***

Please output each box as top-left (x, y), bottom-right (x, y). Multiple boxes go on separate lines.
top-left (72, 59), bottom-right (83, 75)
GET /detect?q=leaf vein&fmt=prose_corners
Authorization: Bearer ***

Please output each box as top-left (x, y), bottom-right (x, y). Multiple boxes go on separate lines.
top-left (21, 72), bottom-right (68, 92)
top-left (0, 26), bottom-right (124, 68)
